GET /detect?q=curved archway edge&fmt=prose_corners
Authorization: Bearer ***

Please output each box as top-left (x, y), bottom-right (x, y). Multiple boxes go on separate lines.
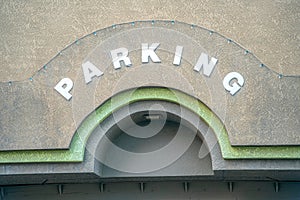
top-left (1, 87), bottom-right (300, 163)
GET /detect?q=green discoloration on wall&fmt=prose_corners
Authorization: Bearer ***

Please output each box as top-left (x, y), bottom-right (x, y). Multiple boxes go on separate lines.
top-left (0, 87), bottom-right (299, 163)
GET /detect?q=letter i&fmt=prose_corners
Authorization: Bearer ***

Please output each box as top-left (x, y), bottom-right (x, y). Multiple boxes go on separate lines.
top-left (173, 46), bottom-right (183, 66)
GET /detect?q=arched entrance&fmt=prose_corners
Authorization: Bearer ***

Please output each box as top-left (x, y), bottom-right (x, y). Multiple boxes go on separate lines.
top-left (89, 100), bottom-right (214, 178)
top-left (1, 88), bottom-right (300, 199)
top-left (2, 93), bottom-right (300, 199)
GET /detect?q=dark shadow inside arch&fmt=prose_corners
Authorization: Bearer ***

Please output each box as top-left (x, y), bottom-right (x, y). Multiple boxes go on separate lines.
top-left (85, 100), bottom-right (221, 179)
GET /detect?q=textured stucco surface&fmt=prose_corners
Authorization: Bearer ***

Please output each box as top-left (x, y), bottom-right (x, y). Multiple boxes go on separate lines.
top-left (0, 2), bottom-right (299, 150)
top-left (0, 21), bottom-right (299, 151)
top-left (0, 0), bottom-right (299, 83)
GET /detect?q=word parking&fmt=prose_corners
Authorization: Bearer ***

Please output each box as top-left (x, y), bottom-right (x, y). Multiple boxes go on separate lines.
top-left (54, 43), bottom-right (245, 100)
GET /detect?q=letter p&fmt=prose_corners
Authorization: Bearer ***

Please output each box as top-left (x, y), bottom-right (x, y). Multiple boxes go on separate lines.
top-left (54, 78), bottom-right (74, 100)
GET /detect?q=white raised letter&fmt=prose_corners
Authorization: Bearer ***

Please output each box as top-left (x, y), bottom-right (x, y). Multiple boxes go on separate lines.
top-left (110, 47), bottom-right (132, 69)
top-left (193, 53), bottom-right (218, 77)
top-left (223, 72), bottom-right (245, 96)
top-left (54, 78), bottom-right (73, 100)
top-left (173, 46), bottom-right (183, 66)
top-left (82, 61), bottom-right (104, 84)
top-left (142, 43), bottom-right (161, 63)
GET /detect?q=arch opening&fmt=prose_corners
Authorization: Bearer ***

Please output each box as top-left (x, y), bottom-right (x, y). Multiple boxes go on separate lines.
top-left (87, 100), bottom-right (217, 178)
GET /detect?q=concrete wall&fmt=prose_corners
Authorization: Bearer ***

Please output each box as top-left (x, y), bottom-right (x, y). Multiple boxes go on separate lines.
top-left (0, 0), bottom-right (299, 82)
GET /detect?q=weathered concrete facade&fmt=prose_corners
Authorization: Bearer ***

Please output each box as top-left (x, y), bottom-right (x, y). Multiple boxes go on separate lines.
top-left (0, 1), bottom-right (299, 199)
top-left (0, 21), bottom-right (299, 151)
top-left (1, 0), bottom-right (299, 82)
